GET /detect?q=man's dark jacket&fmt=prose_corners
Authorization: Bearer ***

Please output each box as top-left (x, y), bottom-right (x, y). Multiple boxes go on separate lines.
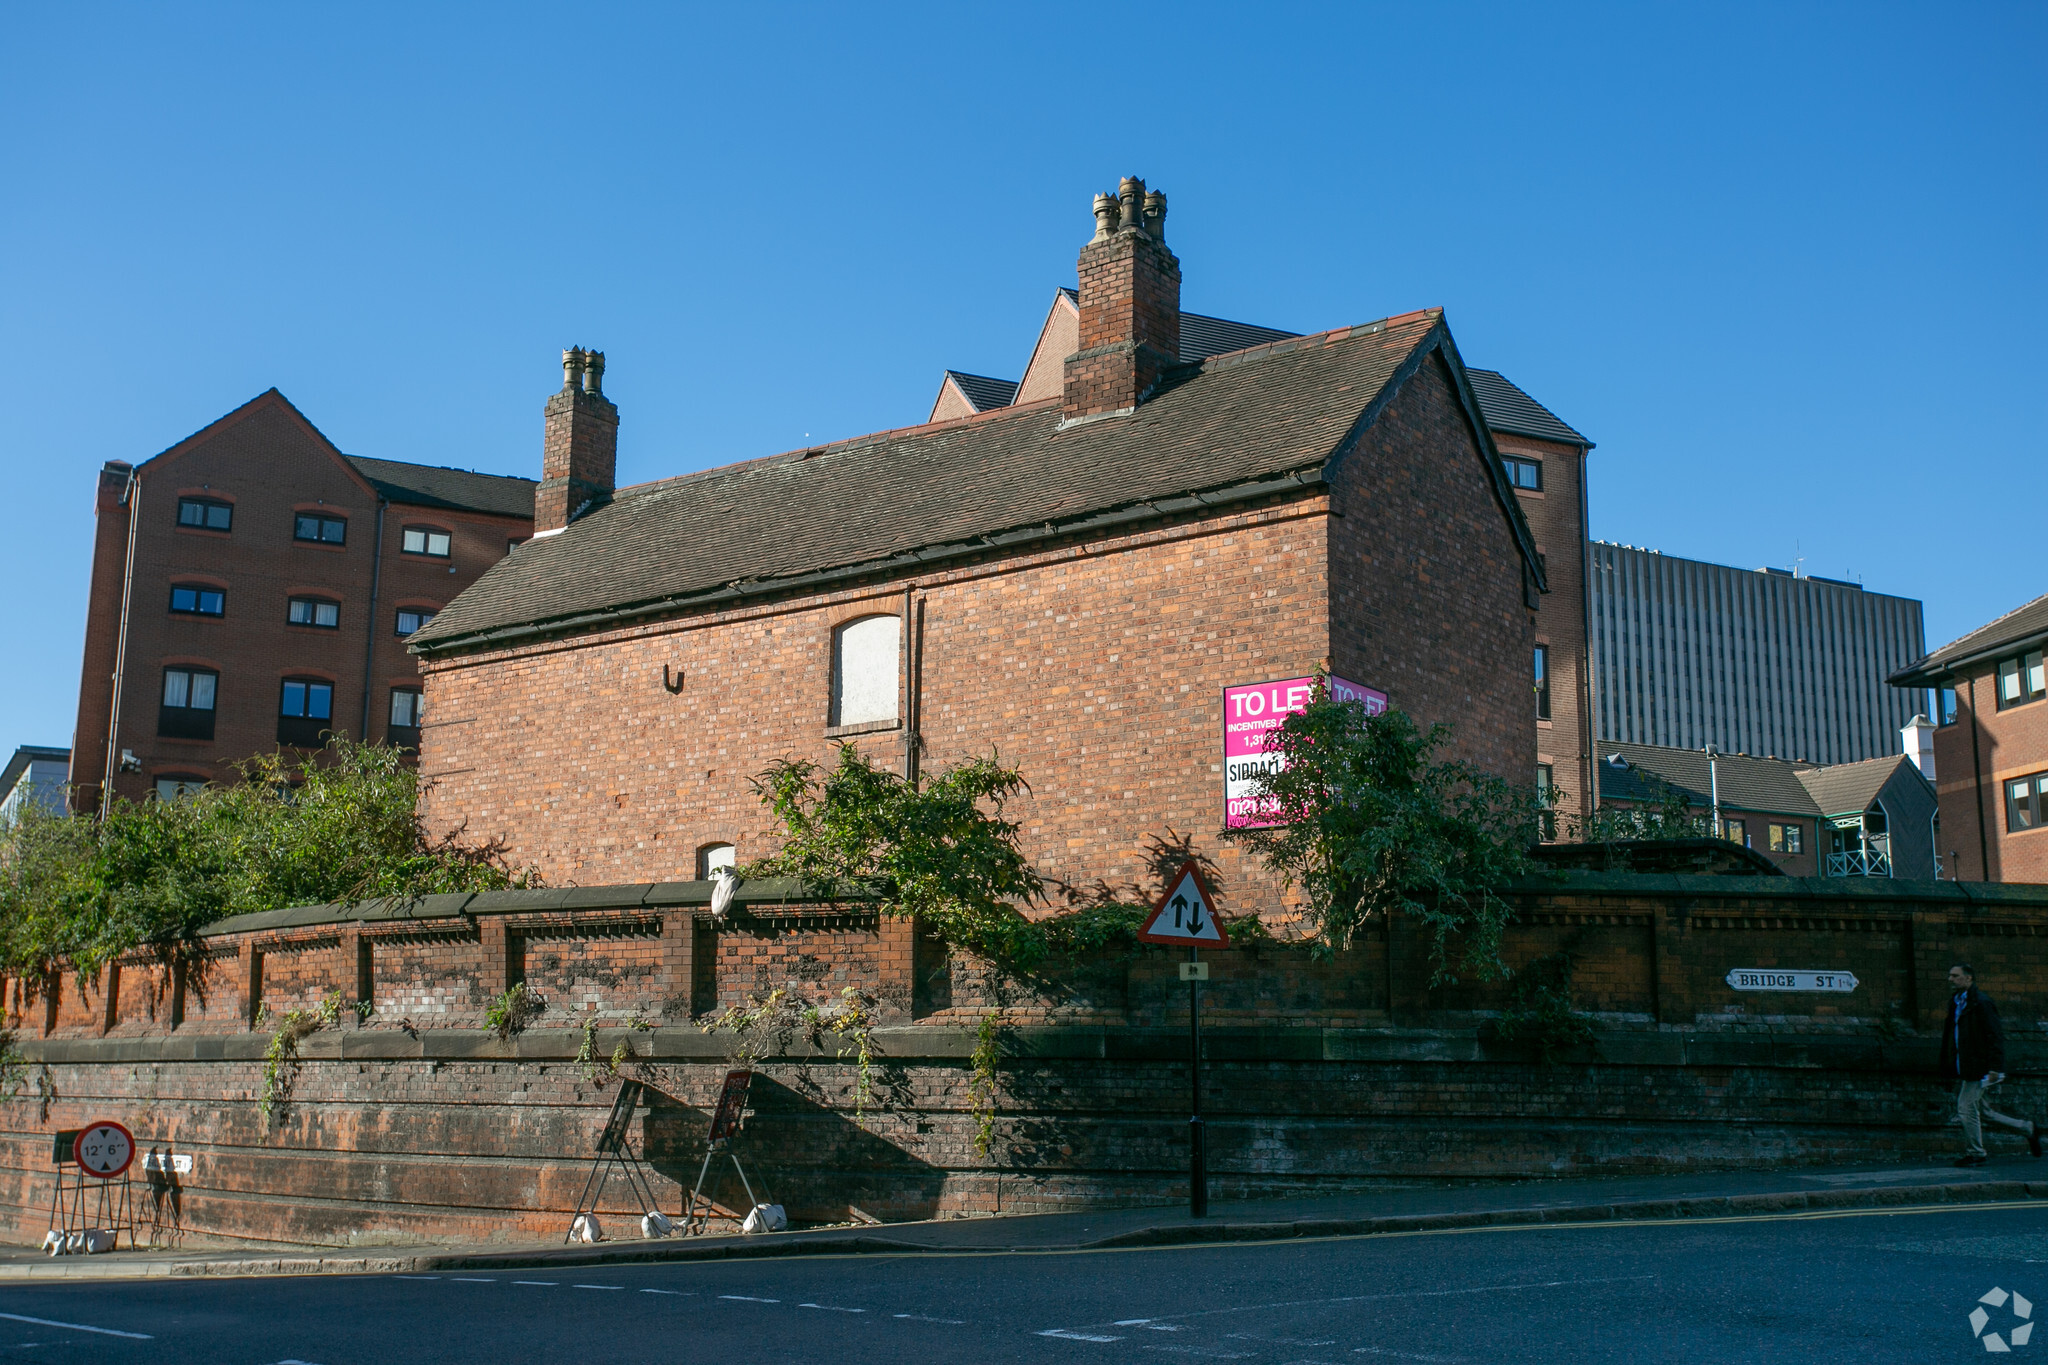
top-left (1940, 986), bottom-right (2007, 1080)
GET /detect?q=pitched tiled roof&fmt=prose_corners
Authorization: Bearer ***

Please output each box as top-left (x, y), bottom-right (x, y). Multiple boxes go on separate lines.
top-left (1889, 591), bottom-right (2048, 685)
top-left (1179, 312), bottom-right (1301, 361)
top-left (944, 371), bottom-right (1021, 413)
top-left (415, 310), bottom-right (1532, 654)
top-left (345, 455), bottom-right (537, 520)
top-left (1794, 755), bottom-right (1923, 818)
top-left (1598, 742), bottom-right (1821, 817)
top-left (1464, 369), bottom-right (1592, 447)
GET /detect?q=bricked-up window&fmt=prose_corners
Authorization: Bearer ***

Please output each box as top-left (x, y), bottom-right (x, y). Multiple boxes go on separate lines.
top-left (1501, 456), bottom-right (1543, 491)
top-left (1534, 645), bottom-right (1551, 721)
top-left (1769, 822), bottom-right (1805, 855)
top-left (154, 775), bottom-right (207, 801)
top-left (395, 608), bottom-right (435, 637)
top-left (158, 668), bottom-right (218, 741)
top-left (294, 513), bottom-right (347, 545)
top-left (177, 497), bottom-right (232, 532)
top-left (402, 527), bottom-right (452, 558)
top-left (699, 843), bottom-right (736, 879)
top-left (1996, 651), bottom-right (2046, 709)
top-left (830, 615), bottom-right (900, 728)
top-left (277, 678), bottom-right (334, 747)
top-left (2007, 773), bottom-right (2048, 833)
top-left (288, 597), bottom-right (340, 629)
top-left (1938, 686), bottom-right (1959, 726)
top-left (389, 688), bottom-right (422, 735)
top-left (168, 584), bottom-right (225, 617)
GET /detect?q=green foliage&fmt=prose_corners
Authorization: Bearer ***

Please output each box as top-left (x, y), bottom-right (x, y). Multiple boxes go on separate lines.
top-left (484, 982), bottom-right (545, 1041)
top-left (0, 739), bottom-right (536, 983)
top-left (1224, 913), bottom-right (1273, 948)
top-left (968, 1010), bottom-right (1001, 1158)
top-left (744, 744), bottom-right (1045, 964)
top-left (1037, 897), bottom-right (1149, 956)
top-left (1569, 775), bottom-right (1710, 847)
top-left (259, 989), bottom-right (345, 1129)
top-left (1230, 682), bottom-right (1545, 983)
top-left (1487, 954), bottom-right (1595, 1063)
top-left (699, 983), bottom-right (881, 1122)
top-left (575, 1012), bottom-right (612, 1085)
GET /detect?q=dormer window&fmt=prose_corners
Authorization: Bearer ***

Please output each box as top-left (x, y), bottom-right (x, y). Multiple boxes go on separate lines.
top-left (1501, 456), bottom-right (1543, 491)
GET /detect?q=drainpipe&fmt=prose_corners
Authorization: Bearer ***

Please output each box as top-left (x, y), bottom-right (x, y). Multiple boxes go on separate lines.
top-left (100, 471), bottom-right (142, 816)
top-left (358, 499), bottom-right (388, 742)
top-left (1967, 673), bottom-right (1989, 880)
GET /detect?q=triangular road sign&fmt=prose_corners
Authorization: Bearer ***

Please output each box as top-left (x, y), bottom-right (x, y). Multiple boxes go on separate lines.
top-left (1139, 860), bottom-right (1225, 945)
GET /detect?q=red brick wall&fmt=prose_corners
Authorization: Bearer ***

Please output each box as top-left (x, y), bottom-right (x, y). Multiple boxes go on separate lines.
top-left (1496, 431), bottom-right (1594, 825)
top-left (1934, 664), bottom-right (2048, 883)
top-left (1328, 352), bottom-right (1538, 782)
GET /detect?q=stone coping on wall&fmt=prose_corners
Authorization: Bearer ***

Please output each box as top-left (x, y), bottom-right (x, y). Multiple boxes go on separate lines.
top-left (197, 870), bottom-right (2048, 943)
top-left (198, 876), bottom-right (880, 938)
top-left (13, 1021), bottom-right (2033, 1074)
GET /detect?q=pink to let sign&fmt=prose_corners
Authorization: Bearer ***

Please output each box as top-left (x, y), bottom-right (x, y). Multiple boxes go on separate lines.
top-left (1222, 674), bottom-right (1386, 830)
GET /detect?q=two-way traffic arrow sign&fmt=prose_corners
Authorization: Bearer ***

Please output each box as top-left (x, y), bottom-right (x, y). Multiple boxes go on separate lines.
top-left (1138, 861), bottom-right (1225, 945)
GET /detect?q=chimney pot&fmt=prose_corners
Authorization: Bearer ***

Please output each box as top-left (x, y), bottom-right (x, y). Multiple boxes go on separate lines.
top-left (1143, 190), bottom-right (1167, 243)
top-left (1091, 192), bottom-right (1120, 241)
top-left (562, 347), bottom-right (586, 391)
top-left (1118, 177), bottom-right (1146, 235)
top-left (582, 350), bottom-right (605, 395)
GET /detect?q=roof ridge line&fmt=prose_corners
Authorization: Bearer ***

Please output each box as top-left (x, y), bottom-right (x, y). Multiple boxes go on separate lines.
top-left (1921, 589), bottom-right (2048, 659)
top-left (1191, 309), bottom-right (1442, 377)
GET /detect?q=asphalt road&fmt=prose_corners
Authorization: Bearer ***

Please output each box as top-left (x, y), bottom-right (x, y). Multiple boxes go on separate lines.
top-left (3, 1201), bottom-right (2046, 1363)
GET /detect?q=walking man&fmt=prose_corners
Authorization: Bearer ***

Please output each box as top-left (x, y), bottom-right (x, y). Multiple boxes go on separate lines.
top-left (1941, 963), bottom-right (2042, 1166)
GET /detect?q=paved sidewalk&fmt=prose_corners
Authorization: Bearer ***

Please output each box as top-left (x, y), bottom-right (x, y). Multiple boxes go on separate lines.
top-left (6, 1154), bottom-right (2046, 1280)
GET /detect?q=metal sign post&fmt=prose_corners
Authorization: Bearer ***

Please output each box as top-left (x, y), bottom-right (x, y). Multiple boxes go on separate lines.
top-left (1139, 860), bottom-right (1223, 1218)
top-left (684, 1069), bottom-right (762, 1236)
top-left (565, 1080), bottom-right (663, 1244)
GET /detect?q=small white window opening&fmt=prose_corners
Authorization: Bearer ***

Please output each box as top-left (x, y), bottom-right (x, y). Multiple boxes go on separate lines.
top-left (698, 843), bottom-right (736, 880)
top-left (830, 615), bottom-right (900, 728)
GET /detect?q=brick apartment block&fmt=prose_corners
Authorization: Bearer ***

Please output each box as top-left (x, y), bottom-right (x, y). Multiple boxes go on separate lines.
top-left (410, 179), bottom-right (1548, 919)
top-left (1893, 592), bottom-right (2048, 882)
top-left (69, 391), bottom-right (535, 809)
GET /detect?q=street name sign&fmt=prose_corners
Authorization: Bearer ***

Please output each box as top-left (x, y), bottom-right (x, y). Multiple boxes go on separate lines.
top-left (1140, 861), bottom-right (1225, 945)
top-left (1724, 969), bottom-right (1859, 993)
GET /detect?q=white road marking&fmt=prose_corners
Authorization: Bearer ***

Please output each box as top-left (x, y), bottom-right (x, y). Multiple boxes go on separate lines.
top-left (894, 1314), bottom-right (968, 1324)
top-left (513, 1281), bottom-right (557, 1287)
top-left (720, 1295), bottom-right (779, 1303)
top-left (0, 1314), bottom-right (151, 1342)
top-left (1351, 1349), bottom-right (1467, 1362)
top-left (1071, 1273), bottom-right (1653, 1335)
top-left (799, 1303), bottom-right (865, 1313)
top-left (1039, 1329), bottom-right (1123, 1342)
top-left (394, 1275), bottom-right (440, 1281)
top-left (450, 1278), bottom-right (496, 1283)
top-left (1229, 1335), bottom-right (1338, 1348)
top-left (640, 1289), bottom-right (692, 1296)
top-left (573, 1285), bottom-right (622, 1290)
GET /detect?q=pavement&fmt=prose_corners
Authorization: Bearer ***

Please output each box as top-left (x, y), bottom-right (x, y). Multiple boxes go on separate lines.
top-left (5, 1153), bottom-right (2046, 1281)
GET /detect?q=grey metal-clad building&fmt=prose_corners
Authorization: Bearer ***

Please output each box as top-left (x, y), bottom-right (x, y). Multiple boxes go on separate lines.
top-left (1590, 542), bottom-right (1927, 766)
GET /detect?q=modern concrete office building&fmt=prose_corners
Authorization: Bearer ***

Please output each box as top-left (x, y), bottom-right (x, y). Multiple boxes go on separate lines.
top-left (1589, 542), bottom-right (1926, 767)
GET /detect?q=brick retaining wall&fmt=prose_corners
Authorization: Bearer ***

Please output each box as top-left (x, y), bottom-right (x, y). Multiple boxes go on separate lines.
top-left (1, 873), bottom-right (2043, 1247)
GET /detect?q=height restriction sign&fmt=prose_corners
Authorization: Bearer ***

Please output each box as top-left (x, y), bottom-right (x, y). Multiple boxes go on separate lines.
top-left (73, 1121), bottom-right (134, 1179)
top-left (1139, 861), bottom-right (1225, 946)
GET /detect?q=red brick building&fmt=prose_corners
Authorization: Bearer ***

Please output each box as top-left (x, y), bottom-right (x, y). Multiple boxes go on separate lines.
top-left (1892, 592), bottom-right (2048, 882)
top-left (410, 180), bottom-right (1546, 920)
top-left (929, 287), bottom-right (1597, 829)
top-left (69, 390), bottom-right (535, 811)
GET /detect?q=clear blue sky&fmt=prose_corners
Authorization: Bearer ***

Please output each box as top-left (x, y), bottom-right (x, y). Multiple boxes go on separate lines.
top-left (4, 4), bottom-right (2043, 760)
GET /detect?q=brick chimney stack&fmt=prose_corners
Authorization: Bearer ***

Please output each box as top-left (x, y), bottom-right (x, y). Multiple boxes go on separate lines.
top-left (1063, 176), bottom-right (1181, 423)
top-left (536, 346), bottom-right (619, 534)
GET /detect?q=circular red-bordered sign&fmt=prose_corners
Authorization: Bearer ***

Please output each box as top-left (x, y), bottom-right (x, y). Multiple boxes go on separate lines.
top-left (72, 1121), bottom-right (134, 1180)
